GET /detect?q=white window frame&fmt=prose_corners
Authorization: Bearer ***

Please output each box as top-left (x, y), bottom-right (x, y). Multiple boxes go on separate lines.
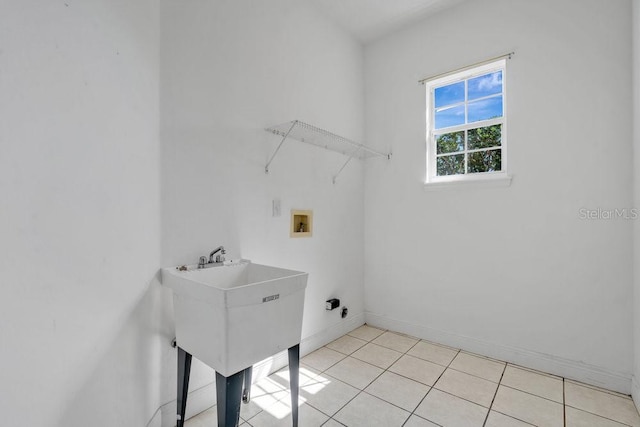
top-left (425, 59), bottom-right (510, 188)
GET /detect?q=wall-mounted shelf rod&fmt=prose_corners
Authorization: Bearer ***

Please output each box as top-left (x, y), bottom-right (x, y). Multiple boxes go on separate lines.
top-left (264, 120), bottom-right (391, 183)
top-left (333, 156), bottom-right (353, 184)
top-left (265, 121), bottom-right (296, 174)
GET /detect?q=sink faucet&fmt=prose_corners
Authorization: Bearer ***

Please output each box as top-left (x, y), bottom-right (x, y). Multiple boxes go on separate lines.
top-left (209, 246), bottom-right (226, 264)
top-left (197, 246), bottom-right (227, 269)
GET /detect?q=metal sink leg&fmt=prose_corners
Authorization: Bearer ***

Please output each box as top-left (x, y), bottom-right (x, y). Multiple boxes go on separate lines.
top-left (216, 370), bottom-right (244, 427)
top-left (242, 366), bottom-right (252, 404)
top-left (177, 347), bottom-right (192, 427)
top-left (288, 344), bottom-right (300, 427)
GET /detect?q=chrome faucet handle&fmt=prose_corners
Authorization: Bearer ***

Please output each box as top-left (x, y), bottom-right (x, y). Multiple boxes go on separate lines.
top-left (215, 248), bottom-right (226, 263)
top-left (198, 256), bottom-right (207, 268)
top-left (209, 246), bottom-right (225, 263)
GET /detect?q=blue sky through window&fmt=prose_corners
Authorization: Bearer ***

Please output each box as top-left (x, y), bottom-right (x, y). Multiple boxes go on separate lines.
top-left (468, 97), bottom-right (503, 123)
top-left (468, 71), bottom-right (502, 100)
top-left (434, 71), bottom-right (503, 130)
top-left (434, 81), bottom-right (464, 108)
top-left (435, 105), bottom-right (465, 129)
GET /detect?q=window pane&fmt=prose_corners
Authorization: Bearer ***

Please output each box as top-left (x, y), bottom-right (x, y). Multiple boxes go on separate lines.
top-left (436, 131), bottom-right (464, 154)
top-left (434, 81), bottom-right (464, 108)
top-left (468, 96), bottom-right (502, 123)
top-left (437, 153), bottom-right (465, 176)
top-left (435, 105), bottom-right (465, 129)
top-left (468, 124), bottom-right (501, 150)
top-left (468, 71), bottom-right (502, 100)
top-left (468, 149), bottom-right (502, 173)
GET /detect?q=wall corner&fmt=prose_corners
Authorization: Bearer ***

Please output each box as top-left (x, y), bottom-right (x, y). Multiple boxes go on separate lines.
top-left (633, 375), bottom-right (640, 413)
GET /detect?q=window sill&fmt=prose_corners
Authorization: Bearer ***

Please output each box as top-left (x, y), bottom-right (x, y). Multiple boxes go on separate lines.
top-left (423, 175), bottom-right (512, 191)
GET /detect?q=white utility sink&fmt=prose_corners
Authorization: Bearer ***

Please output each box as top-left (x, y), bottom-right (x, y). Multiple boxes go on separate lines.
top-left (162, 260), bottom-right (308, 376)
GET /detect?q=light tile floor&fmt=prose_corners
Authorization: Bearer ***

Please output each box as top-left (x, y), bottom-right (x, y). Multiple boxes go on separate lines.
top-left (185, 325), bottom-right (640, 427)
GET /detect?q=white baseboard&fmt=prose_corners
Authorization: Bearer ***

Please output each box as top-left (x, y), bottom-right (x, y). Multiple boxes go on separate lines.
top-left (248, 311), bottom-right (366, 385)
top-left (632, 376), bottom-right (640, 413)
top-left (157, 312), bottom-right (365, 427)
top-left (365, 312), bottom-right (632, 395)
top-left (300, 311), bottom-right (366, 357)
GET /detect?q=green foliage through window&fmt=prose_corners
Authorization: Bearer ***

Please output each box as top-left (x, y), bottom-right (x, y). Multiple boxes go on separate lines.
top-left (435, 124), bottom-right (502, 176)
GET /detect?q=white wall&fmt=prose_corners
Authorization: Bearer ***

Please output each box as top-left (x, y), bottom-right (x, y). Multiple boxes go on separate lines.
top-left (364, 0), bottom-right (634, 392)
top-left (159, 0), bottom-right (365, 418)
top-left (0, 1), bottom-right (162, 426)
top-left (633, 0), bottom-right (640, 408)
top-left (2, 0), bottom-right (635, 423)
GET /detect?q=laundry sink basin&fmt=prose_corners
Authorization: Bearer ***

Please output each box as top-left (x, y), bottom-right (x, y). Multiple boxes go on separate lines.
top-left (162, 260), bottom-right (308, 376)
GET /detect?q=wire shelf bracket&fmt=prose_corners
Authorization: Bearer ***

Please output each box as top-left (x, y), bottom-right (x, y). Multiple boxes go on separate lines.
top-left (264, 120), bottom-right (391, 183)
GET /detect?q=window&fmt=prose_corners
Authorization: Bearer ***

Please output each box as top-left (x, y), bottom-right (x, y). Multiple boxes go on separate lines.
top-left (425, 59), bottom-right (508, 185)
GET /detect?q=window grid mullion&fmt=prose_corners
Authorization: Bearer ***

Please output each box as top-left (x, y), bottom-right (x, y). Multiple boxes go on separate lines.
top-left (434, 117), bottom-right (503, 135)
top-left (435, 148), bottom-right (501, 159)
top-left (467, 146), bottom-right (502, 154)
top-left (467, 92), bottom-right (502, 104)
top-left (464, 129), bottom-right (468, 174)
top-left (464, 79), bottom-right (468, 126)
top-left (427, 60), bottom-right (506, 181)
top-left (434, 100), bottom-right (466, 112)
top-left (464, 79), bottom-right (469, 174)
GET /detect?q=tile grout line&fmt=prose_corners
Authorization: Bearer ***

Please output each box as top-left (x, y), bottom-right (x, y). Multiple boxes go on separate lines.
top-left (360, 389), bottom-right (422, 416)
top-left (280, 330), bottom-right (490, 426)
top-left (257, 333), bottom-right (375, 426)
top-left (386, 365), bottom-right (444, 387)
top-left (399, 350), bottom-right (460, 368)
top-left (304, 398), bottom-right (343, 423)
top-left (564, 378), bottom-right (634, 400)
top-left (373, 335), bottom-right (612, 427)
top-left (363, 341), bottom-right (463, 421)
top-left (401, 348), bottom-right (462, 426)
top-left (322, 326), bottom-right (391, 425)
top-left (346, 333), bottom-right (555, 426)
top-left (428, 388), bottom-right (496, 412)
top-left (349, 342), bottom-right (405, 367)
top-left (332, 331), bottom-right (435, 427)
top-left (399, 338), bottom-right (444, 427)
top-left (441, 364), bottom-right (503, 384)
top-left (252, 363), bottom-right (563, 427)
top-left (562, 381), bottom-right (637, 426)
top-left (291, 370), bottom-right (356, 425)
top-left (297, 327), bottom-right (637, 427)
top-left (245, 336), bottom-right (368, 425)
top-left (325, 341), bottom-right (367, 357)
top-left (307, 360), bottom-right (427, 420)
top-left (564, 404), bottom-right (636, 427)
top-left (498, 383), bottom-right (564, 405)
top-left (507, 362), bottom-right (563, 381)
top-left (482, 360), bottom-right (507, 426)
top-left (196, 326), bottom-right (637, 427)
top-left (322, 417), bottom-right (347, 427)
top-left (489, 409), bottom-right (537, 426)
top-left (307, 352), bottom-right (349, 375)
top-left (326, 391), bottom-right (361, 425)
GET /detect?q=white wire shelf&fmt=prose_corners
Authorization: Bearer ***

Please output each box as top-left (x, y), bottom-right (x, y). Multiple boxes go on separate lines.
top-left (264, 120), bottom-right (391, 183)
